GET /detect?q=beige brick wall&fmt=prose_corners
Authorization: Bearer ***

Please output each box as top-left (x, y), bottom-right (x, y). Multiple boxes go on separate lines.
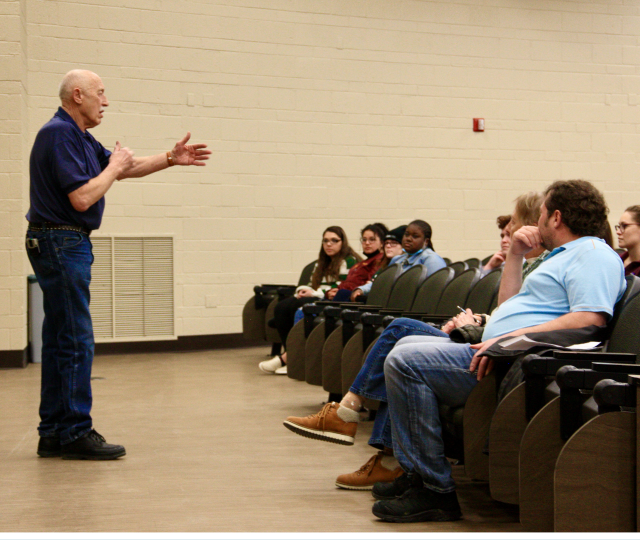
top-left (1, 0), bottom-right (639, 346)
top-left (0, 0), bottom-right (28, 351)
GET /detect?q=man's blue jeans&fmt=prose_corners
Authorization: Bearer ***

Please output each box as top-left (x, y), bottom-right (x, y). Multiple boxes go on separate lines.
top-left (349, 318), bottom-right (448, 449)
top-left (26, 229), bottom-right (94, 444)
top-left (385, 336), bottom-right (478, 493)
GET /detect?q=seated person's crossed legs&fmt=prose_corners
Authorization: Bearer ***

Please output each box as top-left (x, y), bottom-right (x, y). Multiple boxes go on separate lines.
top-left (283, 318), bottom-right (449, 489)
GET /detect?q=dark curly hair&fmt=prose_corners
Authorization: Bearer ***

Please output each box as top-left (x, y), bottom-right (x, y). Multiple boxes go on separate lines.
top-left (496, 215), bottom-right (511, 230)
top-left (543, 180), bottom-right (609, 238)
top-left (361, 222), bottom-right (388, 243)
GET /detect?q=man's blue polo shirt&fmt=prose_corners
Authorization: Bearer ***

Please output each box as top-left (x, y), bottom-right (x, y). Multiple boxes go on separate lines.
top-left (27, 107), bottom-right (111, 231)
top-left (483, 236), bottom-right (626, 341)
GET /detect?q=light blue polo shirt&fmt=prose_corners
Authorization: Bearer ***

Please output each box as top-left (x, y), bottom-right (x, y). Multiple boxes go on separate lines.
top-left (483, 237), bottom-right (625, 341)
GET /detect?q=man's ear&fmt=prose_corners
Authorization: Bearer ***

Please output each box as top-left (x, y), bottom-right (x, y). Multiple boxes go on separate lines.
top-left (72, 87), bottom-right (83, 105)
top-left (552, 209), bottom-right (563, 229)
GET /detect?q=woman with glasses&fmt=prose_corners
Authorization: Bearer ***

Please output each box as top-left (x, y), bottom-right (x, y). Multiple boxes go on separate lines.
top-left (259, 226), bottom-right (361, 374)
top-left (615, 206), bottom-right (640, 276)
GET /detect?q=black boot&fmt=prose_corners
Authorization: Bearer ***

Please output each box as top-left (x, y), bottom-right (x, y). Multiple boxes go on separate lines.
top-left (372, 480), bottom-right (462, 523)
top-left (61, 430), bottom-right (126, 460)
top-left (372, 470), bottom-right (422, 500)
top-left (37, 437), bottom-right (61, 458)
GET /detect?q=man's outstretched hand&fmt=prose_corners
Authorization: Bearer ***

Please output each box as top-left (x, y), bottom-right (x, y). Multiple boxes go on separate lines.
top-left (170, 132), bottom-right (211, 166)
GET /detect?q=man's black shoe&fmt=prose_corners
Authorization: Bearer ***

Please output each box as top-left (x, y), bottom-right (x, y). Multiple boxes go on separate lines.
top-left (37, 437), bottom-right (61, 458)
top-left (61, 430), bottom-right (126, 460)
top-left (372, 471), bottom-right (422, 500)
top-left (372, 486), bottom-right (462, 523)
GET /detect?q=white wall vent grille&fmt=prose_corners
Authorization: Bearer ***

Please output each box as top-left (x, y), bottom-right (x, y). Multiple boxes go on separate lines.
top-left (90, 236), bottom-right (175, 342)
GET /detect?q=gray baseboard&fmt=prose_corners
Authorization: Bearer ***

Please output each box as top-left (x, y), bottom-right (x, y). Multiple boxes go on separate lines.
top-left (95, 333), bottom-right (264, 355)
top-left (0, 348), bottom-right (29, 369)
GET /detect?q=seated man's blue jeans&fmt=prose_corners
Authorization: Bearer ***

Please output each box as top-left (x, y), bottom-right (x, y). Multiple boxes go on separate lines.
top-left (349, 318), bottom-right (448, 449)
top-left (385, 336), bottom-right (478, 493)
top-left (26, 229), bottom-right (95, 445)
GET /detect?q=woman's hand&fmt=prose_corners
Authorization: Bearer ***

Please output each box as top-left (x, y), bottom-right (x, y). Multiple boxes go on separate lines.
top-left (350, 288), bottom-right (363, 301)
top-left (325, 288), bottom-right (338, 300)
top-left (452, 309), bottom-right (481, 328)
top-left (295, 287), bottom-right (315, 299)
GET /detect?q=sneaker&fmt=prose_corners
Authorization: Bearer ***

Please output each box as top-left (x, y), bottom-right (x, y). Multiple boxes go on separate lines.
top-left (37, 437), bottom-right (61, 458)
top-left (372, 485), bottom-right (462, 523)
top-left (259, 356), bottom-right (284, 374)
top-left (274, 365), bottom-right (287, 375)
top-left (283, 402), bottom-right (358, 445)
top-left (61, 430), bottom-right (126, 461)
top-left (335, 451), bottom-right (403, 490)
top-left (372, 470), bottom-right (422, 500)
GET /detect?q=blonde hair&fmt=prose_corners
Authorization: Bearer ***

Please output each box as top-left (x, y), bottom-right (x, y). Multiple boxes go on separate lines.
top-left (513, 192), bottom-right (544, 228)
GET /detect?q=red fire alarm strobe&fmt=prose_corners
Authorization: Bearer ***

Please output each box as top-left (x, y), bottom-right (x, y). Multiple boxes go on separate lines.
top-left (473, 118), bottom-right (485, 132)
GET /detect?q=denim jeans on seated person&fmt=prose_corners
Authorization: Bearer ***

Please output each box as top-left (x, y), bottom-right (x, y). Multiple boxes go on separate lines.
top-left (385, 337), bottom-right (478, 492)
top-left (26, 229), bottom-right (95, 445)
top-left (348, 318), bottom-right (448, 450)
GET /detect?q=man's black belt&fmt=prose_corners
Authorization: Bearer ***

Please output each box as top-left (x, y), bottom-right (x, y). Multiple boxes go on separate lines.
top-left (28, 222), bottom-right (91, 236)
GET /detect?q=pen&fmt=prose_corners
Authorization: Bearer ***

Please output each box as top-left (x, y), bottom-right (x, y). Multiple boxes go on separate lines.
top-left (457, 305), bottom-right (466, 313)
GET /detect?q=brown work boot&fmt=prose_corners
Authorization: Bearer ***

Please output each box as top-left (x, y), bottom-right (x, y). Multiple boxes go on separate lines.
top-left (283, 402), bottom-right (358, 445)
top-left (335, 451), bottom-right (403, 490)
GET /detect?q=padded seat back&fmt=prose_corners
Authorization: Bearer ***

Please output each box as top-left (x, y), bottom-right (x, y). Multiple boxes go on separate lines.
top-left (465, 268), bottom-right (502, 315)
top-left (297, 260), bottom-right (317, 286)
top-left (385, 264), bottom-right (430, 311)
top-left (409, 267), bottom-right (455, 314)
top-left (606, 276), bottom-right (640, 358)
top-left (447, 261), bottom-right (468, 277)
top-left (463, 257), bottom-right (481, 269)
top-left (366, 263), bottom-right (402, 307)
top-left (434, 268), bottom-right (481, 316)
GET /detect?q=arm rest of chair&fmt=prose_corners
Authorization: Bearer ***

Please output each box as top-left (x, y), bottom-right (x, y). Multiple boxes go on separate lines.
top-left (323, 305), bottom-right (344, 319)
top-left (555, 364), bottom-right (640, 439)
top-left (593, 379), bottom-right (636, 410)
top-left (556, 364), bottom-right (640, 391)
top-left (302, 303), bottom-right (324, 316)
top-left (341, 309), bottom-right (364, 322)
top-left (360, 312), bottom-right (387, 326)
top-left (523, 352), bottom-right (636, 377)
top-left (547, 350), bottom-right (636, 363)
top-left (258, 283), bottom-right (294, 290)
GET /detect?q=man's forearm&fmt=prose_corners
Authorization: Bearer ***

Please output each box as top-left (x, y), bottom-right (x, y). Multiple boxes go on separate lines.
top-left (67, 167), bottom-right (120, 212)
top-left (121, 153), bottom-right (170, 178)
top-left (502, 311), bottom-right (607, 338)
top-left (497, 252), bottom-right (524, 305)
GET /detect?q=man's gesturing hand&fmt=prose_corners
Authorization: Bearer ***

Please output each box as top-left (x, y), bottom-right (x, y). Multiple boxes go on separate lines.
top-left (110, 141), bottom-right (134, 179)
top-left (170, 132), bottom-right (211, 166)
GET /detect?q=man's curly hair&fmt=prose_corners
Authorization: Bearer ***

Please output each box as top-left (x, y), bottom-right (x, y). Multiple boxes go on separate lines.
top-left (544, 180), bottom-right (609, 238)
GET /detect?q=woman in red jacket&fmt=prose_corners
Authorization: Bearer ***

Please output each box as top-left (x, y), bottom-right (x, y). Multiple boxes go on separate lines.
top-left (327, 223), bottom-right (388, 302)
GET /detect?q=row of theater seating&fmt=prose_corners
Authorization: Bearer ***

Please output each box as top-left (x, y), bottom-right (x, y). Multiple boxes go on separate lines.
top-left (242, 261), bottom-right (640, 531)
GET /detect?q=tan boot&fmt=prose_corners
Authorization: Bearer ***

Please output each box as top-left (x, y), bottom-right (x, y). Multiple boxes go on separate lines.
top-left (335, 451), bottom-right (403, 490)
top-left (283, 402), bottom-right (357, 445)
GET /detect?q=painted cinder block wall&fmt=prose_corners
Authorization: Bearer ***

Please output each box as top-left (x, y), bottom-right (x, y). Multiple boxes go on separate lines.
top-left (1, 0), bottom-right (639, 350)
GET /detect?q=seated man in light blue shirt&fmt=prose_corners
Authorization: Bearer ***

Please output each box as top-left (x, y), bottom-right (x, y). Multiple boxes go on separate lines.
top-left (375, 180), bottom-right (625, 523)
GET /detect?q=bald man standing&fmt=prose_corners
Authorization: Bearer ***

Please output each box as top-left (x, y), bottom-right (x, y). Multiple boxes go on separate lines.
top-left (26, 70), bottom-right (210, 460)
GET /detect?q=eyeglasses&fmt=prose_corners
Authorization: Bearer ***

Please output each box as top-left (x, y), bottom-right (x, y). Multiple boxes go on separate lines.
top-left (615, 222), bottom-right (639, 233)
top-left (360, 237), bottom-right (378, 244)
top-left (322, 238), bottom-right (341, 245)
